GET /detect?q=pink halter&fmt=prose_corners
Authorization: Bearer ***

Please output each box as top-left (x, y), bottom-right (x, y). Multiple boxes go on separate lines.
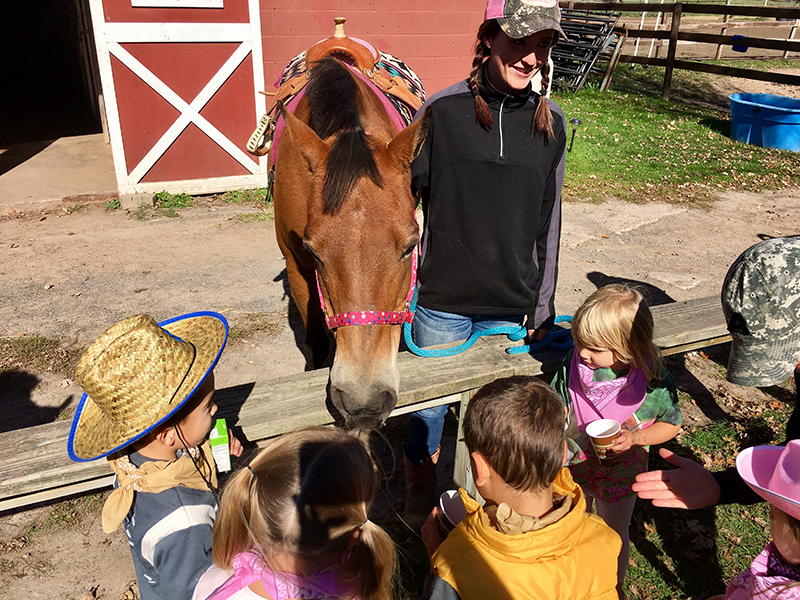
top-left (315, 250), bottom-right (417, 329)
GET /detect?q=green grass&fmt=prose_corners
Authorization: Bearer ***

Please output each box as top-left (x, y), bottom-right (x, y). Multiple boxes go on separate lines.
top-left (134, 198), bottom-right (183, 220)
top-left (42, 494), bottom-right (105, 531)
top-left (234, 212), bottom-right (272, 223)
top-left (622, 395), bottom-right (792, 599)
top-left (221, 188), bottom-right (271, 207)
top-left (133, 202), bottom-right (150, 220)
top-left (0, 559), bottom-right (16, 573)
top-left (66, 204), bottom-right (88, 214)
top-left (227, 312), bottom-right (283, 340)
top-left (104, 198), bottom-right (121, 211)
top-left (553, 61), bottom-right (800, 204)
top-left (154, 190), bottom-right (193, 208)
top-left (0, 336), bottom-right (76, 375)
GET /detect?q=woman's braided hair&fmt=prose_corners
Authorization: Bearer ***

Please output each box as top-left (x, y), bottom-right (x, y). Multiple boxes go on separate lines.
top-left (469, 19), bottom-right (557, 140)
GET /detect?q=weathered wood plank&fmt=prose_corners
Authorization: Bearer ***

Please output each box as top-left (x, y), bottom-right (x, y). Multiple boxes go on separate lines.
top-left (0, 295), bottom-right (729, 509)
top-left (0, 338), bottom-right (514, 506)
top-left (652, 296), bottom-right (729, 350)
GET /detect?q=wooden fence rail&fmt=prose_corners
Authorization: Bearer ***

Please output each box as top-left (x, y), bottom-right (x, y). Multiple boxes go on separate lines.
top-left (560, 1), bottom-right (800, 98)
top-left (0, 296), bottom-right (730, 513)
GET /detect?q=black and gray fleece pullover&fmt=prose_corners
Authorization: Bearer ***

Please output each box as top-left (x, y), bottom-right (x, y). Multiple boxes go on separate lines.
top-left (410, 69), bottom-right (566, 329)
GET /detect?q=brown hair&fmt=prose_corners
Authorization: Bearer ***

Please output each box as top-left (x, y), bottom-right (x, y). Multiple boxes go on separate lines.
top-left (464, 376), bottom-right (565, 492)
top-left (571, 284), bottom-right (663, 383)
top-left (212, 427), bottom-right (396, 600)
top-left (469, 20), bottom-right (557, 139)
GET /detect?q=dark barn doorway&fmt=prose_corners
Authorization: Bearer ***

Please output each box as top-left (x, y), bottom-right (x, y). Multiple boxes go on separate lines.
top-left (0, 0), bottom-right (102, 146)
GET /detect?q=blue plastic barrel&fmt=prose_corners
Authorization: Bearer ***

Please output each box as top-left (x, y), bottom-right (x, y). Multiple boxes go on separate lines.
top-left (729, 93), bottom-right (800, 152)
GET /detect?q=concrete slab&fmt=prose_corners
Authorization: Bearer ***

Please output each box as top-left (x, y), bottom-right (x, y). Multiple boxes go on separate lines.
top-left (561, 200), bottom-right (687, 249)
top-left (0, 134), bottom-right (117, 213)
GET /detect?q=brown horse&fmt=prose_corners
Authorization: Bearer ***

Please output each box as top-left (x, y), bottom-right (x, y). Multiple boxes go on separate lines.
top-left (273, 58), bottom-right (430, 429)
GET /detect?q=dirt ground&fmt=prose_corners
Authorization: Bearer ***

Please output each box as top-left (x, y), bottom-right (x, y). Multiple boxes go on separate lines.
top-left (1, 66), bottom-right (800, 599)
top-left (2, 186), bottom-right (800, 600)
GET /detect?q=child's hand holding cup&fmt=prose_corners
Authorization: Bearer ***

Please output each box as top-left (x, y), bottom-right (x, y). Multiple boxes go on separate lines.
top-left (585, 419), bottom-right (621, 465)
top-left (435, 490), bottom-right (467, 539)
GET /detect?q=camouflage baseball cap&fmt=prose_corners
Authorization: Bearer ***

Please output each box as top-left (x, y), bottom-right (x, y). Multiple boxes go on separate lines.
top-left (484, 0), bottom-right (567, 40)
top-left (722, 236), bottom-right (800, 387)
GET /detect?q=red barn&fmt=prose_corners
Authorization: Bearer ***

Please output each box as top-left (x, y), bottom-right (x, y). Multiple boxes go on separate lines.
top-left (83, 0), bottom-right (486, 196)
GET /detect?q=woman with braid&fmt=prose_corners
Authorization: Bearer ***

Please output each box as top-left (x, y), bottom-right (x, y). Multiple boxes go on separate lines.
top-left (403, 0), bottom-right (568, 529)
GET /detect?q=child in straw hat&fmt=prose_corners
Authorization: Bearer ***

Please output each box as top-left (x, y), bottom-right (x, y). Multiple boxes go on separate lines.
top-left (709, 440), bottom-right (800, 600)
top-left (68, 312), bottom-right (243, 600)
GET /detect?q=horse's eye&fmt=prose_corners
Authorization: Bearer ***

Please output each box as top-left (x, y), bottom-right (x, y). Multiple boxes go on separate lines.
top-left (401, 241), bottom-right (418, 260)
top-left (303, 243), bottom-right (322, 264)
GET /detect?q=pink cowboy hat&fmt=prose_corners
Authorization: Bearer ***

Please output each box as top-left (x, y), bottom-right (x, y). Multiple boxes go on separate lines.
top-left (736, 440), bottom-right (800, 521)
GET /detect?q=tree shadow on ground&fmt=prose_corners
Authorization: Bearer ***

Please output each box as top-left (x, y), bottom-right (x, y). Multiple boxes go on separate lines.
top-left (610, 64), bottom-right (734, 112)
top-left (0, 369), bottom-right (72, 433)
top-left (699, 116), bottom-right (730, 137)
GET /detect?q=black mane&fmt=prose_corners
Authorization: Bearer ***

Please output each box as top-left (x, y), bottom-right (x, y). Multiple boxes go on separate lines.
top-left (305, 58), bottom-right (383, 214)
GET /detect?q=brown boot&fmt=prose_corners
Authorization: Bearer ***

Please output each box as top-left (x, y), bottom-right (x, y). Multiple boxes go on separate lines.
top-left (403, 447), bottom-right (440, 531)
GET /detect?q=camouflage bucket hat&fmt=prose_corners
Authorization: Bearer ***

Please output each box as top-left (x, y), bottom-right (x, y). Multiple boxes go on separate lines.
top-left (722, 236), bottom-right (800, 387)
top-left (484, 0), bottom-right (567, 40)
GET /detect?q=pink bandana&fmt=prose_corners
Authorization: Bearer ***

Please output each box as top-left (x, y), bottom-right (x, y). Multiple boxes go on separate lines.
top-left (568, 350), bottom-right (647, 430)
top-left (206, 550), bottom-right (359, 600)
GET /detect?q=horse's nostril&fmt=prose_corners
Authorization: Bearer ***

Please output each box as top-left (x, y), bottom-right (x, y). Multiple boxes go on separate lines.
top-left (329, 385), bottom-right (397, 430)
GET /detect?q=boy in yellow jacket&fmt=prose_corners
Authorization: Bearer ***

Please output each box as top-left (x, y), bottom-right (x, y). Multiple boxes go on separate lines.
top-left (420, 376), bottom-right (621, 600)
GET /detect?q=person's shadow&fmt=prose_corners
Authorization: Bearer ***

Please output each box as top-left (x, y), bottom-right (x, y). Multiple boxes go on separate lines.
top-left (586, 271), bottom-right (676, 307)
top-left (631, 442), bottom-right (725, 598)
top-left (0, 370), bottom-right (72, 433)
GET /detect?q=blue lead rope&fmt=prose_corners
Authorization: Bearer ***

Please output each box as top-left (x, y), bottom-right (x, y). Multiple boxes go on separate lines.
top-left (402, 286), bottom-right (573, 358)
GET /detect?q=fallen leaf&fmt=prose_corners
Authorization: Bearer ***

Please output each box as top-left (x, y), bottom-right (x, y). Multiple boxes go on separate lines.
top-left (601, 234), bottom-right (609, 238)
top-left (246, 360), bottom-right (254, 364)
top-left (60, 379), bottom-right (74, 389)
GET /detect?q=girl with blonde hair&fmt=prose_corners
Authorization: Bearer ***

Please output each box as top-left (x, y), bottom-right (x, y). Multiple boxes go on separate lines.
top-left (193, 427), bottom-right (396, 600)
top-left (550, 284), bottom-right (683, 592)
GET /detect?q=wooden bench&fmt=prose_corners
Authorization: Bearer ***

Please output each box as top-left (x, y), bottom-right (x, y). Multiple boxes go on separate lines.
top-left (0, 295), bottom-right (729, 512)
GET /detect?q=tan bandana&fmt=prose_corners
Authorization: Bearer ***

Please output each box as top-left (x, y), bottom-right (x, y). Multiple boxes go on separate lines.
top-left (484, 494), bottom-right (572, 535)
top-left (102, 440), bottom-right (218, 533)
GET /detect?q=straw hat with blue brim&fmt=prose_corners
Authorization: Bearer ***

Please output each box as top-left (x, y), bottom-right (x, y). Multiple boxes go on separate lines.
top-left (68, 311), bottom-right (228, 462)
top-left (722, 236), bottom-right (800, 387)
top-left (484, 0), bottom-right (567, 41)
top-left (736, 440), bottom-right (800, 521)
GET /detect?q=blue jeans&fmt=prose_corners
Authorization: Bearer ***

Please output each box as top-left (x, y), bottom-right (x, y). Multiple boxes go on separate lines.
top-left (404, 305), bottom-right (525, 466)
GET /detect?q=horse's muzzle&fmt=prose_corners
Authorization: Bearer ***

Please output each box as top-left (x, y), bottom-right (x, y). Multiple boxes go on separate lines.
top-left (329, 383), bottom-right (397, 430)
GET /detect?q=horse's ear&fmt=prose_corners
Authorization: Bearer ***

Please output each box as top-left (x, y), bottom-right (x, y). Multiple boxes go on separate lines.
top-left (387, 106), bottom-right (431, 169)
top-left (278, 100), bottom-right (328, 174)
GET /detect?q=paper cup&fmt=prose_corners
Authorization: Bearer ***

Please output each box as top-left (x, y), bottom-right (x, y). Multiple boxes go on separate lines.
top-left (435, 490), bottom-right (466, 538)
top-left (585, 419), bottom-right (621, 463)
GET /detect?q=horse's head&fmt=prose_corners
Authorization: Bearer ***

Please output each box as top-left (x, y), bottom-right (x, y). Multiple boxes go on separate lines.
top-left (279, 61), bottom-right (430, 429)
